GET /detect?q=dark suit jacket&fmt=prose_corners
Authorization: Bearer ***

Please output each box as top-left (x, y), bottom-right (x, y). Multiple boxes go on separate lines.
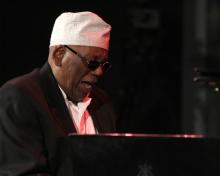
top-left (0, 62), bottom-right (117, 175)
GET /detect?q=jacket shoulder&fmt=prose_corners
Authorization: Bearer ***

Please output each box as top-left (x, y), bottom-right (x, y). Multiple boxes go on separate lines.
top-left (0, 68), bottom-right (43, 102)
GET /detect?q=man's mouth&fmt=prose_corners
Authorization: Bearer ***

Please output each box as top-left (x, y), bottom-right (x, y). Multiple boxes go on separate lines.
top-left (82, 81), bottom-right (92, 89)
top-left (80, 80), bottom-right (96, 90)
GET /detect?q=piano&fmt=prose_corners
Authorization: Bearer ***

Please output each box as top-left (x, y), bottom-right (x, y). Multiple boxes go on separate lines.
top-left (55, 134), bottom-right (220, 176)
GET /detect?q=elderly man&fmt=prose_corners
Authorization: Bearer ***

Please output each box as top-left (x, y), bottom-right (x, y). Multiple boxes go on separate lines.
top-left (0, 11), bottom-right (117, 175)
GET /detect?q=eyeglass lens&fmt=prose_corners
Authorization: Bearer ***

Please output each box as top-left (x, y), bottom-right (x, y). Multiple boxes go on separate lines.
top-left (88, 60), bottom-right (111, 72)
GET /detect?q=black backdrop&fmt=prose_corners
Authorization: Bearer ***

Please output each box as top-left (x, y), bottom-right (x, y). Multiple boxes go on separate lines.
top-left (0, 1), bottom-right (182, 134)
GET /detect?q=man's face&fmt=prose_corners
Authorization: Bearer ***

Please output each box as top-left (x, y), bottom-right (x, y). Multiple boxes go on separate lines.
top-left (56, 45), bottom-right (109, 103)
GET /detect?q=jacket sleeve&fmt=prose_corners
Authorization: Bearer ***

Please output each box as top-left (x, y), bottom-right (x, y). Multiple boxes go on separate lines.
top-left (0, 85), bottom-right (51, 175)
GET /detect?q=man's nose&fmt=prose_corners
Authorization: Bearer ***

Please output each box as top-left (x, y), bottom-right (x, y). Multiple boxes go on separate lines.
top-left (91, 66), bottom-right (103, 77)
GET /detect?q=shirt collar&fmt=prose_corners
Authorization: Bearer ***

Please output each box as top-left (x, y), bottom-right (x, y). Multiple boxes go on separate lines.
top-left (58, 85), bottom-right (92, 109)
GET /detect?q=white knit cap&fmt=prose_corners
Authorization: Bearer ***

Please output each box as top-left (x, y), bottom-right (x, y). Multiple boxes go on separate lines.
top-left (49, 11), bottom-right (111, 50)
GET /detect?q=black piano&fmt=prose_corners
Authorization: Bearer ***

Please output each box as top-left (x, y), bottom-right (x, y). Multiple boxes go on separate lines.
top-left (56, 134), bottom-right (220, 176)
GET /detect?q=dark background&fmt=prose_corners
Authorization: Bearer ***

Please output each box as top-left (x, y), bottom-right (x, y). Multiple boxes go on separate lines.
top-left (1, 1), bottom-right (220, 135)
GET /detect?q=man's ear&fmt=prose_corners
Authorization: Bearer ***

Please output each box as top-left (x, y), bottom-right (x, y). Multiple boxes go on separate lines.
top-left (53, 45), bottom-right (66, 67)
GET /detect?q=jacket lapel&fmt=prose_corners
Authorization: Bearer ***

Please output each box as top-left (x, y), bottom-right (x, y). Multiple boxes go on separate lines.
top-left (88, 86), bottom-right (107, 133)
top-left (39, 63), bottom-right (76, 134)
top-left (88, 104), bottom-right (102, 133)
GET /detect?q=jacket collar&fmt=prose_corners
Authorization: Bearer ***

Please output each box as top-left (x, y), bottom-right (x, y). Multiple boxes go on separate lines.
top-left (39, 62), bottom-right (76, 134)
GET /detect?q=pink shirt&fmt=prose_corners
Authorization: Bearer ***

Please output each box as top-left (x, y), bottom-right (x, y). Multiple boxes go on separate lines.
top-left (59, 86), bottom-right (97, 134)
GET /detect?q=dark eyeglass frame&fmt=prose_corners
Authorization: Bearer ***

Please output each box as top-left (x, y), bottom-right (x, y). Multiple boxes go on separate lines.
top-left (64, 45), bottom-right (112, 73)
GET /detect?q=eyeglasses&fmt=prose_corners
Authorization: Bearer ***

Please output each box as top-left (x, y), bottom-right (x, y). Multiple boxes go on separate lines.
top-left (64, 45), bottom-right (112, 73)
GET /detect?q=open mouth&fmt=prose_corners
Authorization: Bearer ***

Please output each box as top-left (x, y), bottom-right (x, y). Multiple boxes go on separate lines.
top-left (83, 81), bottom-right (92, 88)
top-left (81, 81), bottom-right (94, 90)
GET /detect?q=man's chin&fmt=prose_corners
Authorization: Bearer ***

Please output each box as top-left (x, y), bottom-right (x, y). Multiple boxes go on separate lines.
top-left (76, 92), bottom-right (91, 102)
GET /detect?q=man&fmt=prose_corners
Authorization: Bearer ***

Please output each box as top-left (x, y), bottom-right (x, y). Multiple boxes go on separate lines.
top-left (0, 11), bottom-right (117, 175)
